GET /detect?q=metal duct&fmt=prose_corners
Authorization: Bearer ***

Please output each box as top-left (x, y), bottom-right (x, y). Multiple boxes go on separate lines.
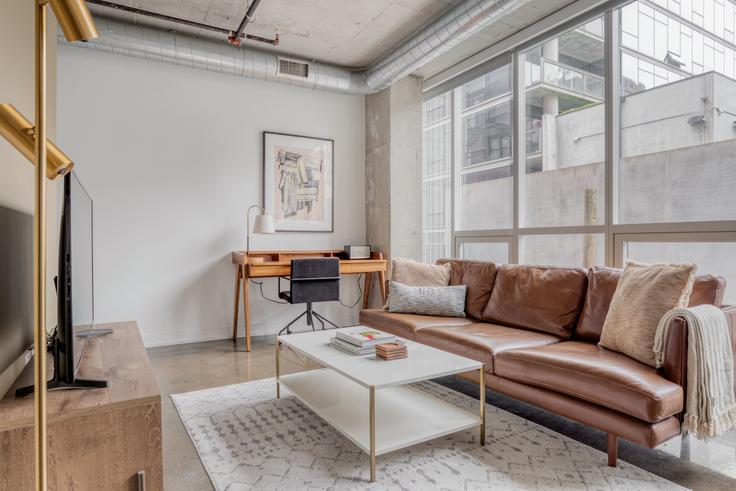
top-left (366, 0), bottom-right (532, 90)
top-left (61, 17), bottom-right (371, 95)
top-left (62, 0), bottom-right (532, 94)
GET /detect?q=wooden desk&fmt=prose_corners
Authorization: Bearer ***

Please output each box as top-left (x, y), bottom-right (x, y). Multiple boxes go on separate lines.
top-left (0, 321), bottom-right (163, 491)
top-left (231, 250), bottom-right (388, 351)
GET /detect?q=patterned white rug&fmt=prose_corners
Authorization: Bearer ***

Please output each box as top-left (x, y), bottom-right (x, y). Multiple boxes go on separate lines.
top-left (171, 377), bottom-right (686, 490)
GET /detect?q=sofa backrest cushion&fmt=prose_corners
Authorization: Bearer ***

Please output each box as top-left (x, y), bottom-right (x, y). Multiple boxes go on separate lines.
top-left (481, 264), bottom-right (587, 338)
top-left (437, 259), bottom-right (497, 320)
top-left (575, 266), bottom-right (726, 343)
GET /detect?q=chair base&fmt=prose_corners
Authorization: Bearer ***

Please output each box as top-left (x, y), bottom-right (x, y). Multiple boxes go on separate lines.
top-left (278, 302), bottom-right (340, 336)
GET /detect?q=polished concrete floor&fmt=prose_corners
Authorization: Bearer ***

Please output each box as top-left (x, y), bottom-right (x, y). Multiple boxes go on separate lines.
top-left (148, 336), bottom-right (736, 491)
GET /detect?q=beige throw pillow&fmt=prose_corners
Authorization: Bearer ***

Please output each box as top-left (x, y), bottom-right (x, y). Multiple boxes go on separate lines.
top-left (391, 257), bottom-right (451, 287)
top-left (599, 260), bottom-right (696, 367)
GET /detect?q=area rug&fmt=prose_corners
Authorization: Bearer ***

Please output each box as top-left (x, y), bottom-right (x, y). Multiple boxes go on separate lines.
top-left (171, 377), bottom-right (685, 490)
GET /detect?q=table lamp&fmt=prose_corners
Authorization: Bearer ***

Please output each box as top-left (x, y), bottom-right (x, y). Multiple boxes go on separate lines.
top-left (246, 205), bottom-right (275, 254)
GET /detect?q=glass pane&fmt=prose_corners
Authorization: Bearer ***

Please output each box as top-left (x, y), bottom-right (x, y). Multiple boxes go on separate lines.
top-left (462, 101), bottom-right (512, 167)
top-left (462, 64), bottom-right (511, 109)
top-left (457, 63), bottom-right (513, 231)
top-left (459, 241), bottom-right (509, 263)
top-left (617, 1), bottom-right (736, 224)
top-left (422, 93), bottom-right (452, 264)
top-left (521, 234), bottom-right (605, 268)
top-left (522, 17), bottom-right (606, 227)
top-left (624, 241), bottom-right (736, 303)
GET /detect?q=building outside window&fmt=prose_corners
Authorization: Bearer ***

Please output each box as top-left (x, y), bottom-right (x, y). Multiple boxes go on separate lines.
top-left (421, 0), bottom-right (736, 302)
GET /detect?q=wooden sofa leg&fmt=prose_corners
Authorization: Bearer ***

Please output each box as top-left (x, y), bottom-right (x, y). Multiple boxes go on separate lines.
top-left (607, 434), bottom-right (618, 467)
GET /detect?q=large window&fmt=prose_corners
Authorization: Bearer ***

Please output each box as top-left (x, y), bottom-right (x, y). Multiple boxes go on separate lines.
top-left (617, 0), bottom-right (736, 225)
top-left (421, 1), bottom-right (736, 301)
top-left (422, 93), bottom-right (452, 264)
top-left (457, 62), bottom-right (514, 231)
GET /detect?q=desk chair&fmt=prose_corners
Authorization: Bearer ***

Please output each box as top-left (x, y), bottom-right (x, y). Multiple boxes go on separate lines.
top-left (278, 258), bottom-right (341, 335)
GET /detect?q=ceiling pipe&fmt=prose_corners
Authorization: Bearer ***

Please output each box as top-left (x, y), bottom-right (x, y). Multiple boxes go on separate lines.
top-left (232, 0), bottom-right (263, 40)
top-left (62, 0), bottom-right (533, 94)
top-left (61, 16), bottom-right (372, 94)
top-left (365, 0), bottom-right (533, 90)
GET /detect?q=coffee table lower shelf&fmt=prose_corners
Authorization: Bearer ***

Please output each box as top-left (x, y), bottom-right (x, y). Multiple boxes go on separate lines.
top-left (278, 368), bottom-right (481, 458)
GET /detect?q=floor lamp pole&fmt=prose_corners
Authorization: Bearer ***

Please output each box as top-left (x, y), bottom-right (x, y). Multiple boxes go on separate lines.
top-left (34, 1), bottom-right (48, 489)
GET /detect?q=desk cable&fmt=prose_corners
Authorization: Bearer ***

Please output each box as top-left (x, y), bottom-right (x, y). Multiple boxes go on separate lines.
top-left (250, 274), bottom-right (365, 309)
top-left (249, 279), bottom-right (289, 304)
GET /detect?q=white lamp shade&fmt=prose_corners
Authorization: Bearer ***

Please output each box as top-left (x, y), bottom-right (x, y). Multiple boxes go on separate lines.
top-left (253, 214), bottom-right (275, 234)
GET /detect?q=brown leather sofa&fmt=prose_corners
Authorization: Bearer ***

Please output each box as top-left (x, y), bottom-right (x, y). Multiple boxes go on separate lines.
top-left (359, 260), bottom-right (736, 466)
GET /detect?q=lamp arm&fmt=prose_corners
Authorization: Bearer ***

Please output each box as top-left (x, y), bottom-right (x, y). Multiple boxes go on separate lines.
top-left (246, 204), bottom-right (263, 254)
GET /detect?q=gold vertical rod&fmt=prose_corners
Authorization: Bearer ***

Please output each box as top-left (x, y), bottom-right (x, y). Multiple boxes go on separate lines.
top-left (479, 367), bottom-right (486, 446)
top-left (369, 386), bottom-right (376, 483)
top-left (34, 1), bottom-right (49, 490)
top-left (275, 339), bottom-right (280, 398)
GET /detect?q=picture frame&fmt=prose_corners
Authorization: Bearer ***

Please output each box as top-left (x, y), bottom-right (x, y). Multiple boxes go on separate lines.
top-left (262, 131), bottom-right (334, 232)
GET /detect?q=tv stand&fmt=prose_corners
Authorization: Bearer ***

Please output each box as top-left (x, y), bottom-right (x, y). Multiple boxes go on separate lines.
top-left (0, 321), bottom-right (163, 490)
top-left (76, 328), bottom-right (113, 337)
top-left (14, 376), bottom-right (109, 398)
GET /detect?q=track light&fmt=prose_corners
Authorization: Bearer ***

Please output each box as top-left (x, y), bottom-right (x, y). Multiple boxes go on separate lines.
top-left (50, 0), bottom-right (99, 42)
top-left (0, 103), bottom-right (74, 179)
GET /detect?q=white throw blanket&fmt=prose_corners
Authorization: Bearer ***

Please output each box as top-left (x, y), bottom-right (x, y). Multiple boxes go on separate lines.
top-left (654, 304), bottom-right (736, 439)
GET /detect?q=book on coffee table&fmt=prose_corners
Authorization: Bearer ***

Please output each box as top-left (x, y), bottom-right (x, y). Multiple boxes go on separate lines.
top-left (375, 342), bottom-right (408, 360)
top-left (330, 337), bottom-right (375, 356)
top-left (336, 326), bottom-right (395, 348)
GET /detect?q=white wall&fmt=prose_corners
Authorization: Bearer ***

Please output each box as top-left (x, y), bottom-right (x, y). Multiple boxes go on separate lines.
top-left (58, 46), bottom-right (366, 347)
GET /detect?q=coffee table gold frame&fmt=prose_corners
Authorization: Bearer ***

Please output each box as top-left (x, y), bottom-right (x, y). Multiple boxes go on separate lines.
top-left (275, 341), bottom-right (486, 483)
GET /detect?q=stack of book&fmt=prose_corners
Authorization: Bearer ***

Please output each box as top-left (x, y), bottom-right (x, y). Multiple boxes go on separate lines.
top-left (375, 342), bottom-right (408, 360)
top-left (330, 327), bottom-right (397, 356)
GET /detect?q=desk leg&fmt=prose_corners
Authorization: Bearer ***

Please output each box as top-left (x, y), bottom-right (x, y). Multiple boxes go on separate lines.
top-left (378, 269), bottom-right (387, 305)
top-left (362, 273), bottom-right (373, 310)
top-left (242, 271), bottom-right (251, 352)
top-left (232, 265), bottom-right (241, 342)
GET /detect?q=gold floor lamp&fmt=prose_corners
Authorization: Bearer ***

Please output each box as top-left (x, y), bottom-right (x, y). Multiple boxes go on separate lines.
top-left (0, 1), bottom-right (98, 489)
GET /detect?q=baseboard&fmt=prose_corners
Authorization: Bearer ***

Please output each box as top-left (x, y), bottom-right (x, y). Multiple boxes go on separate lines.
top-left (142, 313), bottom-right (359, 348)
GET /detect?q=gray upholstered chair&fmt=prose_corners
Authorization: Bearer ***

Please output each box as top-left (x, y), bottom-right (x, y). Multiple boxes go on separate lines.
top-left (278, 258), bottom-right (341, 335)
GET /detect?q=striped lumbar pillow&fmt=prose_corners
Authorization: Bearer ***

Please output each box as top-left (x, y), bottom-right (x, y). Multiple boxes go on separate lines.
top-left (387, 281), bottom-right (467, 317)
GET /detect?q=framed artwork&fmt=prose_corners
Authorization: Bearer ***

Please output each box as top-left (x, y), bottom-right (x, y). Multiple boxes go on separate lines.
top-left (263, 131), bottom-right (334, 232)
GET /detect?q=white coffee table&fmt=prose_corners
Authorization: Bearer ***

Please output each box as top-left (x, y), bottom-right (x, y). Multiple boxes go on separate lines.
top-left (275, 327), bottom-right (485, 482)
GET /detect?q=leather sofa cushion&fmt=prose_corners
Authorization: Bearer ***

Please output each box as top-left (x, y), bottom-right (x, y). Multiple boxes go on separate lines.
top-left (481, 264), bottom-right (587, 338)
top-left (575, 267), bottom-right (726, 343)
top-left (437, 259), bottom-right (497, 320)
top-left (494, 341), bottom-right (683, 423)
top-left (416, 323), bottom-right (561, 372)
top-left (358, 309), bottom-right (476, 340)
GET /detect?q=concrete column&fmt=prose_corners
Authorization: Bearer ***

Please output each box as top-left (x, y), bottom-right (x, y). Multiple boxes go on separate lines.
top-left (365, 76), bottom-right (422, 305)
top-left (542, 39), bottom-right (559, 170)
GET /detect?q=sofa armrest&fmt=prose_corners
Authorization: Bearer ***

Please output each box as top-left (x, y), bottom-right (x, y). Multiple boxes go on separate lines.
top-left (660, 305), bottom-right (736, 412)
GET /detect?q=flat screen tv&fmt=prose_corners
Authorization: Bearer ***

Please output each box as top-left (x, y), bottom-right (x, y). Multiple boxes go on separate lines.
top-left (0, 206), bottom-right (33, 397)
top-left (15, 172), bottom-right (108, 397)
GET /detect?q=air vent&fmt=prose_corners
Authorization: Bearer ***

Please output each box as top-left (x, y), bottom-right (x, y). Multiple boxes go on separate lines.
top-left (278, 58), bottom-right (309, 79)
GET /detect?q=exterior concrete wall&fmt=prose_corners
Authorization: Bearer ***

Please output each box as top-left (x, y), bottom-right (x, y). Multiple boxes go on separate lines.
top-left (555, 72), bottom-right (736, 168)
top-left (459, 177), bottom-right (511, 230)
top-left (619, 139), bottom-right (736, 223)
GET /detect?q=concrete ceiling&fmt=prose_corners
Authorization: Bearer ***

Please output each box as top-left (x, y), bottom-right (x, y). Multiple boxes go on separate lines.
top-left (88, 0), bottom-right (463, 68)
top-left (88, 0), bottom-right (580, 78)
top-left (413, 0), bottom-right (577, 80)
